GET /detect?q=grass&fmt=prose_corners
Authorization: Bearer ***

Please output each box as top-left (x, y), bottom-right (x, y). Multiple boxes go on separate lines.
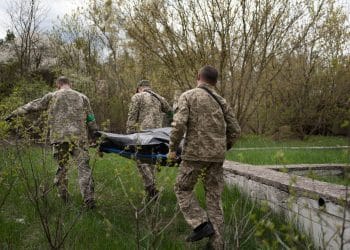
top-left (305, 169), bottom-right (350, 186)
top-left (226, 135), bottom-right (349, 165)
top-left (310, 175), bottom-right (350, 186)
top-left (0, 143), bottom-right (314, 249)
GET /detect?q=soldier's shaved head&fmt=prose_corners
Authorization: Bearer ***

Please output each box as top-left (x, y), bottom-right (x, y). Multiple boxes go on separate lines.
top-left (56, 76), bottom-right (70, 86)
top-left (198, 65), bottom-right (218, 85)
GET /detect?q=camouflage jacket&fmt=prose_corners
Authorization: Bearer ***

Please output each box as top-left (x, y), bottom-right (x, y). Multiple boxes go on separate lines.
top-left (12, 88), bottom-right (97, 144)
top-left (126, 89), bottom-right (172, 133)
top-left (169, 83), bottom-right (241, 162)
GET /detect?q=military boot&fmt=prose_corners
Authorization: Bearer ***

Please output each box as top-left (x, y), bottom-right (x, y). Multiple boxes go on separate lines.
top-left (186, 221), bottom-right (214, 242)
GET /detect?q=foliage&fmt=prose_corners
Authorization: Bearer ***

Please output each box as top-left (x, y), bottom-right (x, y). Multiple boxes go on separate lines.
top-left (1, 0), bottom-right (349, 135)
top-left (308, 173), bottom-right (350, 186)
top-left (0, 78), bottom-right (51, 119)
top-left (0, 144), bottom-right (315, 249)
top-left (6, 0), bottom-right (48, 76)
top-left (124, 0), bottom-right (350, 134)
top-left (226, 135), bottom-right (349, 165)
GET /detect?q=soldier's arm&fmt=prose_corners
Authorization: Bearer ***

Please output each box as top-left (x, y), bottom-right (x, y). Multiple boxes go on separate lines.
top-left (126, 94), bottom-right (141, 134)
top-left (83, 96), bottom-right (98, 136)
top-left (169, 94), bottom-right (189, 152)
top-left (160, 96), bottom-right (172, 113)
top-left (224, 103), bottom-right (241, 150)
top-left (10, 93), bottom-right (53, 117)
top-left (160, 96), bottom-right (173, 121)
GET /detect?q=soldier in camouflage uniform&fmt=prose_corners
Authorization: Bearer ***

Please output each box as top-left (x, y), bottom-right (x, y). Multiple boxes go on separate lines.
top-left (126, 80), bottom-right (172, 198)
top-left (7, 76), bottom-right (97, 208)
top-left (168, 66), bottom-right (241, 249)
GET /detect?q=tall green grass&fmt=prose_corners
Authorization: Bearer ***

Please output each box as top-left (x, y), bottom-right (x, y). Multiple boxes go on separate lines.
top-left (233, 135), bottom-right (349, 148)
top-left (0, 145), bottom-right (314, 249)
top-left (226, 135), bottom-right (349, 165)
top-left (308, 174), bottom-right (350, 186)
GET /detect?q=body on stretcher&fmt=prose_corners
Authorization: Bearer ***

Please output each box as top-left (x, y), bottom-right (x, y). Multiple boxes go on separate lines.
top-left (97, 127), bottom-right (181, 166)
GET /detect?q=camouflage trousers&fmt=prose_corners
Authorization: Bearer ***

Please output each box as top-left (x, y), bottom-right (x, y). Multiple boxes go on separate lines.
top-left (175, 160), bottom-right (224, 250)
top-left (136, 161), bottom-right (156, 189)
top-left (53, 142), bottom-right (94, 203)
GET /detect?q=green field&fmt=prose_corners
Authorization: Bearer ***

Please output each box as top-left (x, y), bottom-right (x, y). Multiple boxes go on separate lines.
top-left (226, 135), bottom-right (349, 165)
top-left (310, 175), bottom-right (350, 186)
top-left (1, 135), bottom-right (347, 249)
top-left (0, 144), bottom-right (313, 249)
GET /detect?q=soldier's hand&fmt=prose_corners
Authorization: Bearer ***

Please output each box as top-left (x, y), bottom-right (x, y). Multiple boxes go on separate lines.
top-left (93, 131), bottom-right (100, 138)
top-left (167, 151), bottom-right (177, 162)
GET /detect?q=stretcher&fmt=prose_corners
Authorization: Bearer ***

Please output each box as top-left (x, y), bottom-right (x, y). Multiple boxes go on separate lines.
top-left (97, 127), bottom-right (181, 166)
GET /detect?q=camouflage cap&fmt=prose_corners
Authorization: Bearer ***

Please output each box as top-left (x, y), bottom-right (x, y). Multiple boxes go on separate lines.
top-left (137, 80), bottom-right (151, 87)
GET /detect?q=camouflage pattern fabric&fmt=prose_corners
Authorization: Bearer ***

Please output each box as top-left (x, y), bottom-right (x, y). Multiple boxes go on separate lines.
top-left (53, 142), bottom-right (94, 203)
top-left (126, 88), bottom-right (170, 195)
top-left (170, 82), bottom-right (241, 249)
top-left (175, 160), bottom-right (224, 249)
top-left (11, 88), bottom-right (97, 203)
top-left (136, 162), bottom-right (156, 188)
top-left (169, 83), bottom-right (241, 162)
top-left (12, 88), bottom-right (98, 144)
top-left (126, 88), bottom-right (171, 134)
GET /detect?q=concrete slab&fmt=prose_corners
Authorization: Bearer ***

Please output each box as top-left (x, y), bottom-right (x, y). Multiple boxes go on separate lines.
top-left (224, 161), bottom-right (350, 250)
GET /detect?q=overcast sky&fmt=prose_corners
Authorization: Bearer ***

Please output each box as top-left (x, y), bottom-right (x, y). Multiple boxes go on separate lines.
top-left (0, 0), bottom-right (349, 40)
top-left (0, 0), bottom-right (85, 39)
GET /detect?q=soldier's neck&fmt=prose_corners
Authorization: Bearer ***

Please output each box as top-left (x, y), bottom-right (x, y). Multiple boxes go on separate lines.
top-left (197, 81), bottom-right (214, 88)
top-left (59, 85), bottom-right (71, 90)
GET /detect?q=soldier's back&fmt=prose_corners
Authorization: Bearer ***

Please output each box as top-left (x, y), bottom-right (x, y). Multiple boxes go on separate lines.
top-left (137, 91), bottom-right (164, 130)
top-left (48, 89), bottom-right (89, 143)
top-left (180, 85), bottom-right (227, 162)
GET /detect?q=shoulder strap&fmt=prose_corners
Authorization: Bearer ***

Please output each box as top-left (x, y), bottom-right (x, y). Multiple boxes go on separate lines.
top-left (198, 86), bottom-right (227, 122)
top-left (144, 90), bottom-right (162, 104)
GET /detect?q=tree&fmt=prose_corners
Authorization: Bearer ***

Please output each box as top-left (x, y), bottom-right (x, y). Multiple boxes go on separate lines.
top-left (265, 1), bottom-right (350, 137)
top-left (125, 0), bottom-right (342, 130)
top-left (47, 0), bottom-right (350, 134)
top-left (5, 29), bottom-right (15, 43)
top-left (6, 0), bottom-right (47, 75)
